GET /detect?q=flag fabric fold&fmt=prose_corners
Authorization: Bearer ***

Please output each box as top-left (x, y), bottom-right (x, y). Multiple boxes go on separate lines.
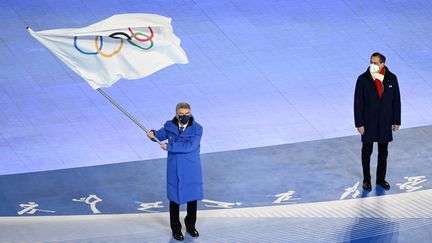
top-left (28, 13), bottom-right (189, 89)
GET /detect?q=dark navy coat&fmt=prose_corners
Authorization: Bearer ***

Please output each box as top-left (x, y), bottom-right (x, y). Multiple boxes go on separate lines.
top-left (354, 66), bottom-right (401, 143)
top-left (152, 117), bottom-right (203, 204)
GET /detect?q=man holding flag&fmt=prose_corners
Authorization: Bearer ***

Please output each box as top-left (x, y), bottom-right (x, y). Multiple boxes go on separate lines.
top-left (147, 102), bottom-right (203, 241)
top-left (28, 13), bottom-right (194, 240)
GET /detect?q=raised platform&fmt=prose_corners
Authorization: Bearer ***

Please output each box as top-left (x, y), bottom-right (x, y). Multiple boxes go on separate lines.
top-left (1, 126), bottom-right (431, 242)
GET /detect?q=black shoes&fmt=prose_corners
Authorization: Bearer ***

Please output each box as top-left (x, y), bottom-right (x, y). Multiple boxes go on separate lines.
top-left (362, 181), bottom-right (372, 191)
top-left (172, 229), bottom-right (199, 240)
top-left (377, 179), bottom-right (390, 190)
top-left (186, 228), bottom-right (200, 238)
top-left (172, 231), bottom-right (184, 241)
top-left (363, 180), bottom-right (390, 190)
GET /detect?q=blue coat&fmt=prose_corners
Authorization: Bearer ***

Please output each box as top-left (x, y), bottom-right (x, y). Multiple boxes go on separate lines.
top-left (354, 67), bottom-right (401, 143)
top-left (152, 117), bottom-right (203, 204)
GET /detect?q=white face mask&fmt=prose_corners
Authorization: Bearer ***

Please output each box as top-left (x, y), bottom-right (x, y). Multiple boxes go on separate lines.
top-left (370, 64), bottom-right (380, 73)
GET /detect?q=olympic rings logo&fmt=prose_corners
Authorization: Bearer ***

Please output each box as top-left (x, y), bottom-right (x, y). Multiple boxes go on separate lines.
top-left (74, 27), bottom-right (154, 58)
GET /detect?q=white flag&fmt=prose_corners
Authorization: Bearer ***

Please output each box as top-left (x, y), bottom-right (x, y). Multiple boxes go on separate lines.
top-left (28, 13), bottom-right (189, 89)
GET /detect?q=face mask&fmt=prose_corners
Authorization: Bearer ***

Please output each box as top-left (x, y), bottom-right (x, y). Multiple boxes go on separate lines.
top-left (370, 64), bottom-right (380, 73)
top-left (178, 115), bottom-right (190, 124)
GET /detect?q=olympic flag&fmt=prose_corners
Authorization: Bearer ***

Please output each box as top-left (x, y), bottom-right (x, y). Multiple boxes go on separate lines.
top-left (28, 13), bottom-right (189, 89)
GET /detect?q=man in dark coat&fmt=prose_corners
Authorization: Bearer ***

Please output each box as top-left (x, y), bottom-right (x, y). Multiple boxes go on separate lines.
top-left (354, 52), bottom-right (401, 191)
top-left (147, 102), bottom-right (203, 241)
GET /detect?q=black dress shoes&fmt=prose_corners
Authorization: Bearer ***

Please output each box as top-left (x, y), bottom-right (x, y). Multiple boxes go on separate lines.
top-left (362, 181), bottom-right (372, 191)
top-left (172, 231), bottom-right (184, 241)
top-left (186, 228), bottom-right (199, 238)
top-left (377, 179), bottom-right (390, 190)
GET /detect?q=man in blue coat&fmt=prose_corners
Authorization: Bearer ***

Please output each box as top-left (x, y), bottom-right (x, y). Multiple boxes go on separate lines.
top-left (354, 52), bottom-right (401, 191)
top-left (147, 102), bottom-right (203, 241)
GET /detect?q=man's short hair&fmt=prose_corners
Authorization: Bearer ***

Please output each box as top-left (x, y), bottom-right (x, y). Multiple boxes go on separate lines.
top-left (176, 102), bottom-right (191, 112)
top-left (371, 52), bottom-right (386, 63)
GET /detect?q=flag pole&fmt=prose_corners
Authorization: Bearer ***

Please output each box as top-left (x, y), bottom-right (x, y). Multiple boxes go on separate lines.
top-left (96, 88), bottom-right (163, 145)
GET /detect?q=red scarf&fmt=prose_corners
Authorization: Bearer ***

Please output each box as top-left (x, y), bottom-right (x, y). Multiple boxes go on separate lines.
top-left (374, 67), bottom-right (385, 97)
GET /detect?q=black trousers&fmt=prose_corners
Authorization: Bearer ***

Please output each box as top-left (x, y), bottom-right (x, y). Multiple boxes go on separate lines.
top-left (170, 200), bottom-right (197, 233)
top-left (361, 142), bottom-right (388, 182)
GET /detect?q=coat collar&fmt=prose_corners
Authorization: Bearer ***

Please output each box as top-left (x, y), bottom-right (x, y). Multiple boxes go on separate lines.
top-left (365, 66), bottom-right (390, 83)
top-left (171, 116), bottom-right (194, 127)
top-left (165, 116), bottom-right (195, 135)
top-left (364, 66), bottom-right (391, 99)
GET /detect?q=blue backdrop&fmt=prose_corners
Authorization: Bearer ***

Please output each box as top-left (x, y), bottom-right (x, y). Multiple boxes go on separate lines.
top-left (1, 0), bottom-right (431, 175)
